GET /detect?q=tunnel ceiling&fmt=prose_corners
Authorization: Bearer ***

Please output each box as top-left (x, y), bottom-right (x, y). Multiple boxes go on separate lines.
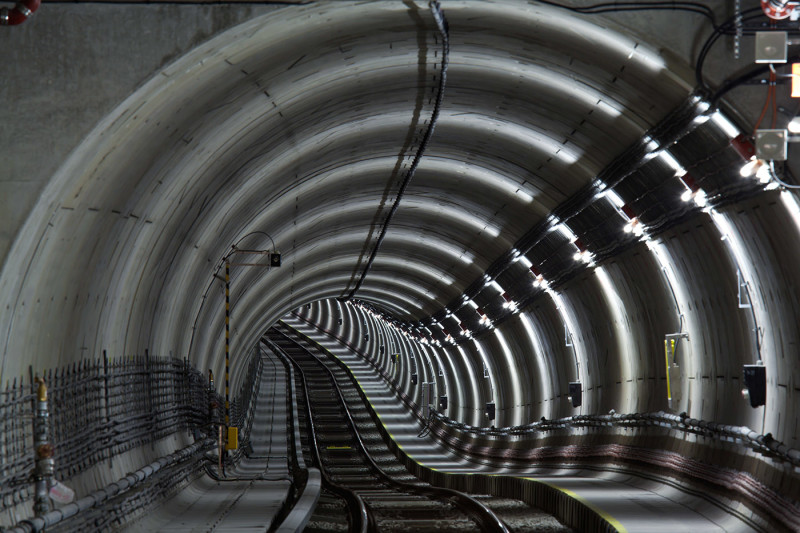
top-left (0, 1), bottom-right (789, 383)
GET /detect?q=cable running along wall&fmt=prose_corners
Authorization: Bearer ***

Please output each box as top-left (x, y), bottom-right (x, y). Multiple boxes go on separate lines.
top-left (346, 0), bottom-right (449, 300)
top-left (0, 355), bottom-right (209, 525)
top-left (0, 343), bottom-right (271, 530)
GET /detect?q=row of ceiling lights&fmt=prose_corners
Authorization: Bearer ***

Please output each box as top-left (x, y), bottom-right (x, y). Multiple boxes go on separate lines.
top-left (353, 99), bottom-right (794, 350)
top-left (348, 7), bottom-right (800, 351)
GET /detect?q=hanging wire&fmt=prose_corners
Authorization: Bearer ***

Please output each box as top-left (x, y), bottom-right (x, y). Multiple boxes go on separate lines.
top-left (770, 161), bottom-right (800, 188)
top-left (345, 0), bottom-right (449, 300)
top-left (535, 1), bottom-right (717, 23)
top-left (753, 66), bottom-right (777, 133)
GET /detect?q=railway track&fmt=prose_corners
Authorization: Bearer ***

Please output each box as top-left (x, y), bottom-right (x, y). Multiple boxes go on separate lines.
top-left (265, 326), bottom-right (512, 533)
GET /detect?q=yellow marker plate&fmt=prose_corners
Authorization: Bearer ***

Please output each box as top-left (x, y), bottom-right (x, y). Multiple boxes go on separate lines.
top-left (327, 445), bottom-right (351, 450)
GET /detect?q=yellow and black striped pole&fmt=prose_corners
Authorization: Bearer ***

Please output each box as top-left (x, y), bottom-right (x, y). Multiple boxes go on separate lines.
top-left (225, 260), bottom-right (230, 428)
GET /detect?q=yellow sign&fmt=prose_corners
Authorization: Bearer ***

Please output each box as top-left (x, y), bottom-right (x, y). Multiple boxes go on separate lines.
top-left (225, 426), bottom-right (239, 450)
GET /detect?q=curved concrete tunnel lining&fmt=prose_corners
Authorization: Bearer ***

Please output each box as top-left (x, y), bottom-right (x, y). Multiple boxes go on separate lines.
top-left (0, 0), bottom-right (688, 382)
top-left (150, 108), bottom-right (596, 356)
top-left (2, 0), bottom-right (800, 528)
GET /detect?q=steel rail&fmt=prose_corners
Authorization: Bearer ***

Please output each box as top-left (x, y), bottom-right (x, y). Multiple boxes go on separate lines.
top-left (259, 337), bottom-right (322, 533)
top-left (266, 334), bottom-right (371, 533)
top-left (269, 326), bottom-right (510, 533)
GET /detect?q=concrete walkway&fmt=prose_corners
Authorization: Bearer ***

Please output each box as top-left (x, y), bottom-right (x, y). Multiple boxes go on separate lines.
top-left (124, 348), bottom-right (292, 533)
top-left (284, 315), bottom-right (759, 533)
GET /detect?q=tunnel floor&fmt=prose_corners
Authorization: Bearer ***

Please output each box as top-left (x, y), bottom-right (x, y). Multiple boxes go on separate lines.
top-left (124, 354), bottom-right (291, 532)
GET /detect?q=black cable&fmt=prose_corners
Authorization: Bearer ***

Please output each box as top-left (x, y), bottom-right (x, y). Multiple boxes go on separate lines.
top-left (711, 55), bottom-right (800, 105)
top-left (535, 1), bottom-right (717, 24)
top-left (535, 2), bottom-right (769, 92)
top-left (695, 8), bottom-right (764, 89)
top-left (345, 1), bottom-right (449, 300)
top-left (769, 161), bottom-right (800, 189)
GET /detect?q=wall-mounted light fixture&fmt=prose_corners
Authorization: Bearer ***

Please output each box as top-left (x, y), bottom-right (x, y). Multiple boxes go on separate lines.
top-left (572, 239), bottom-right (594, 264)
top-left (530, 265), bottom-right (547, 288)
top-left (678, 173), bottom-right (708, 207)
top-left (623, 216), bottom-right (644, 236)
top-left (501, 292), bottom-right (518, 311)
top-left (443, 329), bottom-right (455, 344)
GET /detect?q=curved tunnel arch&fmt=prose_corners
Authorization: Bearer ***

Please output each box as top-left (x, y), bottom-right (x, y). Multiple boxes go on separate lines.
top-left (2, 1), bottom-right (800, 519)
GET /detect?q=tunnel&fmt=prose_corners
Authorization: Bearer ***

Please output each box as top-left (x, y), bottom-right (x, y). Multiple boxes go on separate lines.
top-left (1, 0), bottom-right (799, 531)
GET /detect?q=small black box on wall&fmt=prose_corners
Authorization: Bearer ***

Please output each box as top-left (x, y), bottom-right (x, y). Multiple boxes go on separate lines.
top-left (485, 402), bottom-right (495, 421)
top-left (568, 381), bottom-right (582, 408)
top-left (743, 365), bottom-right (766, 407)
